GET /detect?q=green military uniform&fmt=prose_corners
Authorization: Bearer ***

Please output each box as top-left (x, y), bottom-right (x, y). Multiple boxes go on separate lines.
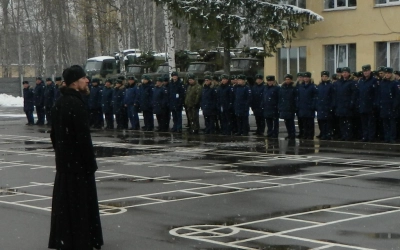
top-left (185, 75), bottom-right (202, 133)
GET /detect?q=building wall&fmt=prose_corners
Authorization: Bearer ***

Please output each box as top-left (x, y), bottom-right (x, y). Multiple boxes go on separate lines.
top-left (264, 1), bottom-right (400, 81)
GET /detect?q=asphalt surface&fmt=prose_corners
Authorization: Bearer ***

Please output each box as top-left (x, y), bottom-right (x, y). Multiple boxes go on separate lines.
top-left (0, 106), bottom-right (399, 250)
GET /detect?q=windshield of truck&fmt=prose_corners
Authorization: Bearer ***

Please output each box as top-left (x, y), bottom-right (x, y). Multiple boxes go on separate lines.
top-left (232, 60), bottom-right (250, 69)
top-left (156, 65), bottom-right (169, 73)
top-left (85, 61), bottom-right (103, 71)
top-left (127, 66), bottom-right (142, 73)
top-left (188, 64), bottom-right (206, 71)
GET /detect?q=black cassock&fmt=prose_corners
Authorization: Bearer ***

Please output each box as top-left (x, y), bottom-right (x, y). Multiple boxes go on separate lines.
top-left (48, 87), bottom-right (103, 250)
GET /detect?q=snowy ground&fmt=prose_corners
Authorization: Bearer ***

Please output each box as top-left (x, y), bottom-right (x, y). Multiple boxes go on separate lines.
top-left (0, 94), bottom-right (23, 107)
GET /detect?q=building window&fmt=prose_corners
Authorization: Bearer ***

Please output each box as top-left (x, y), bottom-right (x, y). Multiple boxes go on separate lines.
top-left (279, 0), bottom-right (306, 8)
top-left (375, 0), bottom-right (400, 6)
top-left (324, 0), bottom-right (357, 9)
top-left (376, 42), bottom-right (400, 69)
top-left (278, 47), bottom-right (307, 83)
top-left (324, 44), bottom-right (356, 74)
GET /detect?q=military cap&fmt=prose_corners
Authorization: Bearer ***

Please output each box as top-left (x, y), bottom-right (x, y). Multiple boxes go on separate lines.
top-left (104, 78), bottom-right (112, 83)
top-left (115, 79), bottom-right (123, 84)
top-left (117, 75), bottom-right (125, 80)
top-left (237, 74), bottom-right (246, 80)
top-left (297, 72), bottom-right (304, 77)
top-left (284, 74), bottom-right (293, 80)
top-left (36, 76), bottom-right (42, 80)
top-left (230, 75), bottom-right (236, 80)
top-left (22, 80), bottom-right (29, 85)
top-left (385, 67), bottom-right (394, 73)
top-left (331, 74), bottom-right (338, 80)
top-left (163, 74), bottom-right (170, 82)
top-left (362, 64), bottom-right (371, 71)
top-left (303, 72), bottom-right (312, 78)
top-left (171, 71), bottom-right (178, 77)
top-left (127, 76), bottom-right (136, 81)
top-left (55, 76), bottom-right (62, 81)
top-left (372, 71), bottom-right (379, 77)
top-left (357, 71), bottom-right (363, 77)
top-left (204, 75), bottom-right (212, 81)
top-left (221, 74), bottom-right (229, 80)
top-left (212, 76), bottom-right (219, 81)
top-left (187, 73), bottom-right (195, 80)
top-left (156, 77), bottom-right (163, 82)
top-left (394, 70), bottom-right (400, 76)
top-left (377, 66), bottom-right (386, 72)
top-left (336, 68), bottom-right (342, 73)
top-left (255, 74), bottom-right (263, 80)
top-left (266, 75), bottom-right (275, 81)
top-left (46, 77), bottom-right (52, 82)
top-left (142, 74), bottom-right (151, 81)
top-left (341, 67), bottom-right (351, 73)
top-left (351, 72), bottom-right (358, 77)
top-left (92, 78), bottom-right (100, 83)
top-left (321, 71), bottom-right (330, 77)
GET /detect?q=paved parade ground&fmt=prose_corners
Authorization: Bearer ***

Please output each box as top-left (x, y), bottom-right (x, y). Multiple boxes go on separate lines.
top-left (0, 107), bottom-right (399, 250)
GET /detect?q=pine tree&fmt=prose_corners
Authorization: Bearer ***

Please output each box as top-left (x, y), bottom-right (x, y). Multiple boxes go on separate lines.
top-left (155, 0), bottom-right (323, 74)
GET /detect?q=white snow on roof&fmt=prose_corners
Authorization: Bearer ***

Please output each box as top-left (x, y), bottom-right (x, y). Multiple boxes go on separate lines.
top-left (87, 56), bottom-right (115, 61)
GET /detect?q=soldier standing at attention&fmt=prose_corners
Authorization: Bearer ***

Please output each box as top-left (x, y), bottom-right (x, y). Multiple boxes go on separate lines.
top-left (295, 72), bottom-right (304, 138)
top-left (201, 75), bottom-right (218, 134)
top-left (53, 77), bottom-right (63, 102)
top-left (230, 75), bottom-right (238, 134)
top-left (279, 74), bottom-right (297, 140)
top-left (44, 77), bottom-right (56, 126)
top-left (22, 81), bottom-right (35, 125)
top-left (88, 78), bottom-right (102, 129)
top-left (217, 74), bottom-right (235, 136)
top-left (184, 74), bottom-right (202, 134)
top-left (168, 72), bottom-right (185, 133)
top-left (334, 67), bottom-right (356, 141)
top-left (34, 77), bottom-right (46, 125)
top-left (101, 79), bottom-right (114, 129)
top-left (124, 76), bottom-right (140, 130)
top-left (152, 77), bottom-right (169, 132)
top-left (112, 79), bottom-right (127, 130)
top-left (316, 71), bottom-right (334, 140)
top-left (251, 74), bottom-right (265, 136)
top-left (137, 75), bottom-right (154, 131)
top-left (297, 72), bottom-right (317, 139)
top-left (261, 75), bottom-right (280, 138)
top-left (234, 75), bottom-right (252, 136)
top-left (358, 65), bottom-right (378, 142)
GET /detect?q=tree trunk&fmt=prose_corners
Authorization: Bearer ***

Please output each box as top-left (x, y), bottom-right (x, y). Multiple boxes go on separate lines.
top-left (2, 0), bottom-right (10, 77)
top-left (163, 3), bottom-right (175, 73)
top-left (115, 0), bottom-right (125, 74)
top-left (152, 1), bottom-right (157, 51)
top-left (223, 39), bottom-right (231, 75)
top-left (85, 0), bottom-right (95, 58)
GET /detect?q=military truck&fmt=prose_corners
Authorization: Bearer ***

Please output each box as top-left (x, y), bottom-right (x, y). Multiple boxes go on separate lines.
top-left (126, 64), bottom-right (153, 80)
top-left (85, 56), bottom-right (118, 82)
top-left (213, 57), bottom-right (264, 85)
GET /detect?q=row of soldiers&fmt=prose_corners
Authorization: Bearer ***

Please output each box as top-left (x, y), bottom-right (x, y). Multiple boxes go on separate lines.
top-left (22, 64), bottom-right (400, 143)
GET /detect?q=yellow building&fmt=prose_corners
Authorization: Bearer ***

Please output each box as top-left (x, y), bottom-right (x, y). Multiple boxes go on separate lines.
top-left (265, 0), bottom-right (400, 82)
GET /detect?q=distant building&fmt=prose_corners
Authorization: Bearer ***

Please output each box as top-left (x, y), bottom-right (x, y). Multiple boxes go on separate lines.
top-left (264, 0), bottom-right (400, 82)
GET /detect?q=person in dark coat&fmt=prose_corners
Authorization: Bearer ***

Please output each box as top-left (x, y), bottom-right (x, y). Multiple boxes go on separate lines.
top-left (217, 74), bottom-right (235, 136)
top-left (230, 75), bottom-right (238, 134)
top-left (261, 75), bottom-right (280, 138)
top-left (295, 72), bottom-right (304, 138)
top-left (88, 78), bottom-right (103, 129)
top-left (44, 78), bottom-right (56, 125)
top-left (316, 71), bottom-right (334, 140)
top-left (48, 65), bottom-right (103, 250)
top-left (234, 74), bottom-right (252, 136)
top-left (53, 76), bottom-right (63, 102)
top-left (34, 77), bottom-right (45, 125)
top-left (358, 65), bottom-right (378, 142)
top-left (152, 77), bottom-right (169, 132)
top-left (137, 74), bottom-right (154, 131)
top-left (201, 76), bottom-right (218, 134)
top-left (378, 67), bottom-right (398, 143)
top-left (163, 75), bottom-right (171, 130)
top-left (22, 81), bottom-right (35, 125)
top-left (168, 72), bottom-right (185, 133)
top-left (334, 67), bottom-right (357, 141)
top-left (331, 68), bottom-right (343, 139)
top-left (184, 74), bottom-right (202, 134)
top-left (297, 72), bottom-right (317, 139)
top-left (124, 76), bottom-right (140, 130)
top-left (113, 79), bottom-right (127, 130)
top-left (251, 74), bottom-right (265, 135)
top-left (101, 79), bottom-right (114, 129)
top-left (279, 74), bottom-right (297, 139)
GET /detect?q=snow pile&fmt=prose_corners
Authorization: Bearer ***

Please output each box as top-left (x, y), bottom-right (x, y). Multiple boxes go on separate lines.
top-left (0, 94), bottom-right (23, 107)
